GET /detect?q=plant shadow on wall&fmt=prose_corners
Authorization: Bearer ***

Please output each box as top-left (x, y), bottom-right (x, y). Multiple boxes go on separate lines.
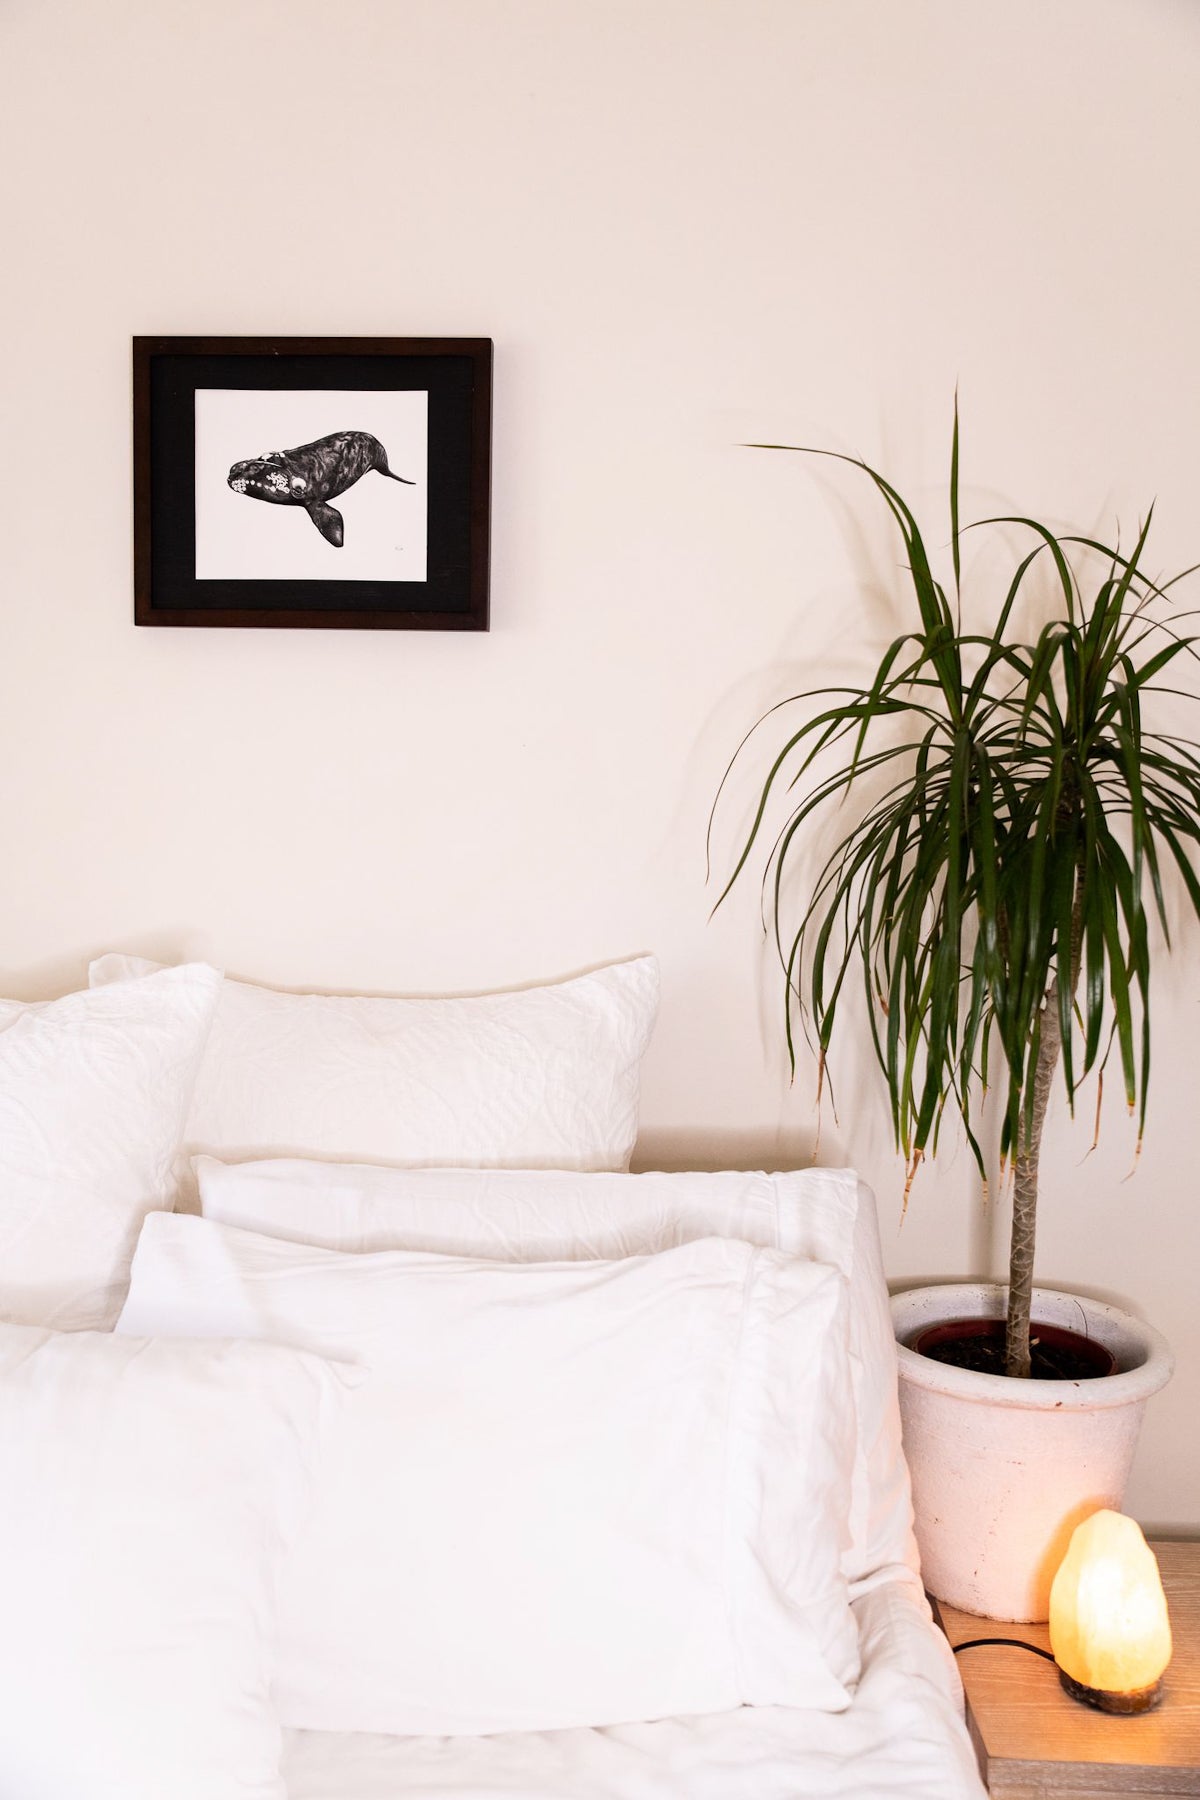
top-left (708, 401), bottom-right (1198, 1618)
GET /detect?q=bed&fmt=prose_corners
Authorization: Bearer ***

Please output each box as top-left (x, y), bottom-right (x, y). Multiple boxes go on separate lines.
top-left (0, 954), bottom-right (985, 1799)
top-left (283, 1580), bottom-right (981, 1800)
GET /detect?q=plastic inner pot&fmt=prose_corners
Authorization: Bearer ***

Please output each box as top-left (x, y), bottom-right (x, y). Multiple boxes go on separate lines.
top-left (910, 1315), bottom-right (1118, 1379)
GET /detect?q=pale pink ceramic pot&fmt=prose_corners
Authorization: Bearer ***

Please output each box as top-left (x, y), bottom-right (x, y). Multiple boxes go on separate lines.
top-left (891, 1283), bottom-right (1174, 1622)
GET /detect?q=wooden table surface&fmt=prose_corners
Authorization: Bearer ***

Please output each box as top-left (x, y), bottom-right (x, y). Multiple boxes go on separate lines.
top-left (935, 1539), bottom-right (1200, 1798)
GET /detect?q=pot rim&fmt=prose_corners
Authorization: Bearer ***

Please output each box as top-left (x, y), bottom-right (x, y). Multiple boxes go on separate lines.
top-left (890, 1282), bottom-right (1174, 1412)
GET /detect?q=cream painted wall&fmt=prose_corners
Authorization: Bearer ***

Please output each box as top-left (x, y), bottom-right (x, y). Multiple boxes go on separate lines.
top-left (2, 0), bottom-right (1199, 1527)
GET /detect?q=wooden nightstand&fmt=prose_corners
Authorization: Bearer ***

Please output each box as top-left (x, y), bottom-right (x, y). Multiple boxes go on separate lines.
top-left (935, 1540), bottom-right (1200, 1797)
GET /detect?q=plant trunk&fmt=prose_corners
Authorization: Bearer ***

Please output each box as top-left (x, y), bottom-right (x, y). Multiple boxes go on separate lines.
top-left (1005, 1000), bottom-right (1062, 1377)
top-left (1005, 884), bottom-right (1085, 1378)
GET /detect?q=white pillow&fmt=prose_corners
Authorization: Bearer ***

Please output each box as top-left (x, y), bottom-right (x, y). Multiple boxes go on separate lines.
top-left (0, 963), bottom-right (221, 1328)
top-left (90, 954), bottom-right (658, 1190)
top-left (0, 1320), bottom-right (357, 1800)
top-left (195, 1157), bottom-right (917, 1593)
top-left (118, 1213), bottom-right (860, 1737)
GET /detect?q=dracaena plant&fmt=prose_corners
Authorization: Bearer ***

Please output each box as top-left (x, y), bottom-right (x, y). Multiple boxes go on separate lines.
top-left (711, 406), bottom-right (1200, 1377)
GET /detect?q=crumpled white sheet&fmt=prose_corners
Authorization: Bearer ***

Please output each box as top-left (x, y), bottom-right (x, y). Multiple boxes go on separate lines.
top-left (283, 1575), bottom-right (985, 1800)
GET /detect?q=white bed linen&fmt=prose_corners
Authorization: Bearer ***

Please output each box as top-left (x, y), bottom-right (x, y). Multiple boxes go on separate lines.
top-left (196, 1160), bottom-right (918, 1595)
top-left (282, 1576), bottom-right (984, 1800)
top-left (118, 1220), bottom-right (860, 1734)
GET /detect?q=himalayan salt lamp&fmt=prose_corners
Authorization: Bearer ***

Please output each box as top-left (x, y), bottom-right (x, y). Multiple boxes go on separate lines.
top-left (1049, 1510), bottom-right (1172, 1713)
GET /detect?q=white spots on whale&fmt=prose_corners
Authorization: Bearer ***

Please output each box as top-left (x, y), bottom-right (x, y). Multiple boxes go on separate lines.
top-left (289, 476), bottom-right (307, 491)
top-left (229, 472), bottom-right (287, 497)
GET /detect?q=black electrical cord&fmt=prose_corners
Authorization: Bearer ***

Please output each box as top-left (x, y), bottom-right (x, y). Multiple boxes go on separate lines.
top-left (952, 1637), bottom-right (1057, 1663)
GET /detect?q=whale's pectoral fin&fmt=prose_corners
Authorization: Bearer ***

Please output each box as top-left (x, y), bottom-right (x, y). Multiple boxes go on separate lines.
top-left (306, 502), bottom-right (345, 547)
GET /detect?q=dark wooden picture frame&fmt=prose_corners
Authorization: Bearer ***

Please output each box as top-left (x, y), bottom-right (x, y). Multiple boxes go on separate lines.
top-left (133, 337), bottom-right (491, 630)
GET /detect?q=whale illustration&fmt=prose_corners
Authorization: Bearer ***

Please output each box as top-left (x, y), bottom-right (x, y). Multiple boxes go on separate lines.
top-left (227, 429), bottom-right (415, 547)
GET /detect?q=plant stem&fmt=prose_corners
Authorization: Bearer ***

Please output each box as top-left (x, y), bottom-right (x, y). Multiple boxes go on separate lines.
top-left (1006, 885), bottom-right (1084, 1377)
top-left (1006, 999), bottom-right (1061, 1377)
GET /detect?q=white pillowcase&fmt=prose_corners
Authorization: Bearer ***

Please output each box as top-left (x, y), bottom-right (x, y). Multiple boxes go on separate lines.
top-left (0, 1320), bottom-right (357, 1800)
top-left (0, 963), bottom-right (221, 1328)
top-left (90, 954), bottom-right (658, 1190)
top-left (195, 1156), bottom-right (917, 1592)
top-left (118, 1213), bottom-right (860, 1737)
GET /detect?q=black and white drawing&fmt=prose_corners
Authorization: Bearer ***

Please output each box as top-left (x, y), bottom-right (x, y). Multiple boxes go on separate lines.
top-left (194, 388), bottom-right (429, 584)
top-left (228, 430), bottom-right (415, 547)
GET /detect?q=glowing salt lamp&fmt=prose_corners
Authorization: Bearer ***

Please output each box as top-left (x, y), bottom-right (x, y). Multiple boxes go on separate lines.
top-left (1049, 1511), bottom-right (1172, 1713)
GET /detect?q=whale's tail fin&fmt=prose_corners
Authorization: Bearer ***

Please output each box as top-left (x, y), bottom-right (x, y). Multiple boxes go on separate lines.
top-left (372, 442), bottom-right (416, 485)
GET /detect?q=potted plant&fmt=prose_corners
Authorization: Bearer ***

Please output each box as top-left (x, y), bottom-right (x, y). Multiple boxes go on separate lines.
top-left (711, 405), bottom-right (1191, 1619)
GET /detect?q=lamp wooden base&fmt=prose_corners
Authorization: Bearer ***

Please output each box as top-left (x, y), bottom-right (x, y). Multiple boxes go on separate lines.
top-left (1059, 1668), bottom-right (1164, 1714)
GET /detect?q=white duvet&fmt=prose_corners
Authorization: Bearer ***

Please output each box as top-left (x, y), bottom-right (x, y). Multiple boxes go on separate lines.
top-left (283, 1577), bottom-right (985, 1800)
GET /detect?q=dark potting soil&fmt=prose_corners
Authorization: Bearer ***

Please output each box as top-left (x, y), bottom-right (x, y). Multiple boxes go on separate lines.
top-left (920, 1331), bottom-right (1106, 1381)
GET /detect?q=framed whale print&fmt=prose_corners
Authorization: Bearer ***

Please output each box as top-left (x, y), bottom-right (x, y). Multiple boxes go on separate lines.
top-left (133, 337), bottom-right (491, 629)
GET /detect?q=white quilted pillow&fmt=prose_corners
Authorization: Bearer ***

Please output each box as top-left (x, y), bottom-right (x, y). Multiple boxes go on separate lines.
top-left (0, 964), bottom-right (221, 1329)
top-left (89, 955), bottom-right (658, 1193)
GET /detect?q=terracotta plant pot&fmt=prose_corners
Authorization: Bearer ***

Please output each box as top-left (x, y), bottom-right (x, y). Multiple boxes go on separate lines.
top-left (890, 1283), bottom-right (1174, 1623)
